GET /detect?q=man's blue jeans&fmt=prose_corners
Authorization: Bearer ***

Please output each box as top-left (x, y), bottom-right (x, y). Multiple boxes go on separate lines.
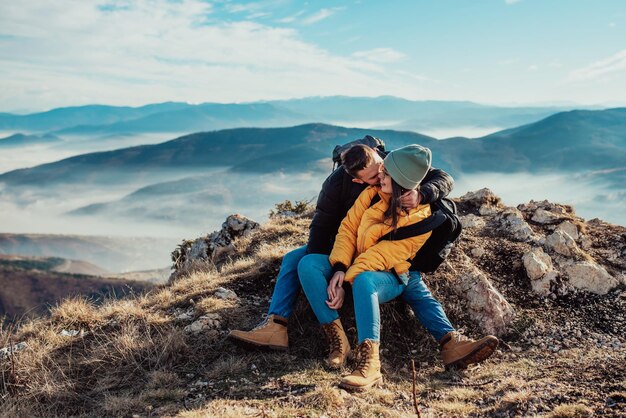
top-left (267, 246), bottom-right (308, 318)
top-left (267, 247), bottom-right (455, 342)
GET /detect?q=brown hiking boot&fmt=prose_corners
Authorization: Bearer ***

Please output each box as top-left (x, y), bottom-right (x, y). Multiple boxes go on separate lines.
top-left (339, 340), bottom-right (383, 391)
top-left (321, 319), bottom-right (351, 369)
top-left (228, 314), bottom-right (288, 351)
top-left (440, 331), bottom-right (499, 369)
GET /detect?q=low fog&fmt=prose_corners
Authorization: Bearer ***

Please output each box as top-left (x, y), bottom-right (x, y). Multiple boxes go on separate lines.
top-left (1, 166), bottom-right (623, 273)
top-left (0, 132), bottom-right (187, 173)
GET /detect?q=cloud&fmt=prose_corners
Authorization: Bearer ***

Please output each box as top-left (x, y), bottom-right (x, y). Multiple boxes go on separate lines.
top-left (276, 9), bottom-right (306, 23)
top-left (351, 48), bottom-right (406, 63)
top-left (302, 8), bottom-right (340, 25)
top-left (567, 49), bottom-right (626, 82)
top-left (0, 1), bottom-right (432, 111)
top-left (504, 0), bottom-right (522, 4)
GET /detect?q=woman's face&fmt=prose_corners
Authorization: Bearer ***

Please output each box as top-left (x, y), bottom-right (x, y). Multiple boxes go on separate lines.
top-left (379, 166), bottom-right (393, 194)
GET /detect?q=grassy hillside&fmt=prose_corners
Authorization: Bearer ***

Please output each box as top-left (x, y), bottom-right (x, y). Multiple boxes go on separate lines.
top-left (1, 196), bottom-right (623, 416)
top-left (0, 257), bottom-right (153, 319)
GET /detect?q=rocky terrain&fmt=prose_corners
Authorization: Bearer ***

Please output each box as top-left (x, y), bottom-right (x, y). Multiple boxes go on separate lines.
top-left (0, 191), bottom-right (624, 417)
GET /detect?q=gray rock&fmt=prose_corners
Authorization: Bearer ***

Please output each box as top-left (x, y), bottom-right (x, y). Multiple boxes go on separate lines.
top-left (522, 248), bottom-right (553, 280)
top-left (479, 204), bottom-right (499, 216)
top-left (532, 208), bottom-right (562, 224)
top-left (564, 261), bottom-right (619, 295)
top-left (0, 341), bottom-right (28, 359)
top-left (189, 239), bottom-right (209, 261)
top-left (460, 214), bottom-right (486, 229)
top-left (499, 207), bottom-right (535, 242)
top-left (453, 267), bottom-right (515, 336)
top-left (184, 313), bottom-right (221, 333)
top-left (555, 221), bottom-right (579, 240)
top-left (214, 287), bottom-right (238, 300)
top-left (545, 230), bottom-right (581, 257)
top-left (459, 188), bottom-right (502, 207)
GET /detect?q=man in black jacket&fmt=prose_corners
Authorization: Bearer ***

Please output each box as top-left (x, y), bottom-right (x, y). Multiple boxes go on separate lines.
top-left (229, 137), bottom-right (498, 369)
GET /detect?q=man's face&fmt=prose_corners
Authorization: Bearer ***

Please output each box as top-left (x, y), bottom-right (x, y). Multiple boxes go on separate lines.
top-left (353, 154), bottom-right (384, 185)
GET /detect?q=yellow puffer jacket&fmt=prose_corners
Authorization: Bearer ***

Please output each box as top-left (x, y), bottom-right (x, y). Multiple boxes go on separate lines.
top-left (330, 186), bottom-right (432, 284)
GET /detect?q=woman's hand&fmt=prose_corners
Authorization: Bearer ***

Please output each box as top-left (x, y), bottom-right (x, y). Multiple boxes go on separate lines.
top-left (326, 271), bottom-right (345, 310)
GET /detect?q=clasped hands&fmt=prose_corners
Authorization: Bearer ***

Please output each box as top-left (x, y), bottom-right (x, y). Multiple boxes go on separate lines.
top-left (326, 271), bottom-right (345, 310)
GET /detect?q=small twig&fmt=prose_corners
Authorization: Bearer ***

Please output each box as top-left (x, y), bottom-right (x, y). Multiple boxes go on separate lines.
top-left (440, 379), bottom-right (497, 387)
top-left (8, 337), bottom-right (18, 397)
top-left (411, 360), bottom-right (422, 418)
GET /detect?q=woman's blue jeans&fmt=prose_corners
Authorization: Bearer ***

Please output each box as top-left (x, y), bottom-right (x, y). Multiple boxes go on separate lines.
top-left (268, 247), bottom-right (455, 343)
top-left (297, 254), bottom-right (405, 343)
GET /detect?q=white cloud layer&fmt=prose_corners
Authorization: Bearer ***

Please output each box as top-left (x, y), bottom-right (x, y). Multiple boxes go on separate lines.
top-left (352, 48), bottom-right (407, 63)
top-left (301, 8), bottom-right (340, 25)
top-left (0, 1), bottom-right (423, 111)
top-left (567, 49), bottom-right (626, 82)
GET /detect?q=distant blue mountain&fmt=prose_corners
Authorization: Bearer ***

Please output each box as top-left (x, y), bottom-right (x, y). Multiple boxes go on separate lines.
top-left (0, 96), bottom-right (578, 136)
top-left (1, 108), bottom-right (624, 188)
top-left (0, 102), bottom-right (192, 132)
top-left (55, 103), bottom-right (304, 134)
top-left (267, 96), bottom-right (573, 129)
top-left (0, 132), bottom-right (61, 147)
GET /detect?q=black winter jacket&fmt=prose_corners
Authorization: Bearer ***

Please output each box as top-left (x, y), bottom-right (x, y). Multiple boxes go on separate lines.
top-left (307, 155), bottom-right (454, 255)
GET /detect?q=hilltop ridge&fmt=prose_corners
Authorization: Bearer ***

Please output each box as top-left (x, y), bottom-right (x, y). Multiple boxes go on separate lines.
top-left (1, 191), bottom-right (624, 416)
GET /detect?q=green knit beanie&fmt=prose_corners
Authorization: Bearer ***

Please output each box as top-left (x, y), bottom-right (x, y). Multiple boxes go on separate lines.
top-left (383, 144), bottom-right (432, 190)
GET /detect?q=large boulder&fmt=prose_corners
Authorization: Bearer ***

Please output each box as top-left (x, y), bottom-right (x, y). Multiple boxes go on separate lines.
top-left (564, 261), bottom-right (619, 295)
top-left (545, 230), bottom-right (582, 258)
top-left (453, 267), bottom-right (515, 336)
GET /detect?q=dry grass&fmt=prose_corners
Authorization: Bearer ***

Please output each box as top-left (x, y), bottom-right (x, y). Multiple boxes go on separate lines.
top-left (548, 403), bottom-right (594, 417)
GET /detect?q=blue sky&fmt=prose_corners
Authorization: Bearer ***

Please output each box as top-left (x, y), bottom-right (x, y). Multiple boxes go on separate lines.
top-left (1, 0), bottom-right (625, 112)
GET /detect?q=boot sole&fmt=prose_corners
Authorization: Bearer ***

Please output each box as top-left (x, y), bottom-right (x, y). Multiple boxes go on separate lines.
top-left (339, 376), bottom-right (383, 392)
top-left (228, 334), bottom-right (288, 352)
top-left (446, 338), bottom-right (499, 370)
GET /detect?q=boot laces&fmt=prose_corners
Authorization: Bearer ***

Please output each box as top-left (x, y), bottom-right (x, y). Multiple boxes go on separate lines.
top-left (354, 341), bottom-right (372, 375)
top-left (252, 317), bottom-right (270, 331)
top-left (325, 323), bottom-right (342, 353)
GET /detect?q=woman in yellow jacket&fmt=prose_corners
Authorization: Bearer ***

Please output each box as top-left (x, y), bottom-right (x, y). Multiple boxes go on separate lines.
top-left (298, 144), bottom-right (434, 391)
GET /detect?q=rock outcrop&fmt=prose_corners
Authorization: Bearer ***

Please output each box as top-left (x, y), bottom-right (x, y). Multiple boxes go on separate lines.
top-left (168, 189), bottom-right (624, 338)
top-left (170, 214), bottom-right (260, 282)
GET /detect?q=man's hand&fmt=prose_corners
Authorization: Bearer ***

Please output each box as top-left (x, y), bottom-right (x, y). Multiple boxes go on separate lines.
top-left (326, 271), bottom-right (345, 310)
top-left (400, 189), bottom-right (422, 209)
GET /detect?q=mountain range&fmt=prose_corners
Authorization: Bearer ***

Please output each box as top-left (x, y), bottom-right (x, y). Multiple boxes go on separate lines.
top-left (1, 108), bottom-right (624, 186)
top-left (0, 107), bottom-right (623, 229)
top-left (0, 96), bottom-right (576, 137)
